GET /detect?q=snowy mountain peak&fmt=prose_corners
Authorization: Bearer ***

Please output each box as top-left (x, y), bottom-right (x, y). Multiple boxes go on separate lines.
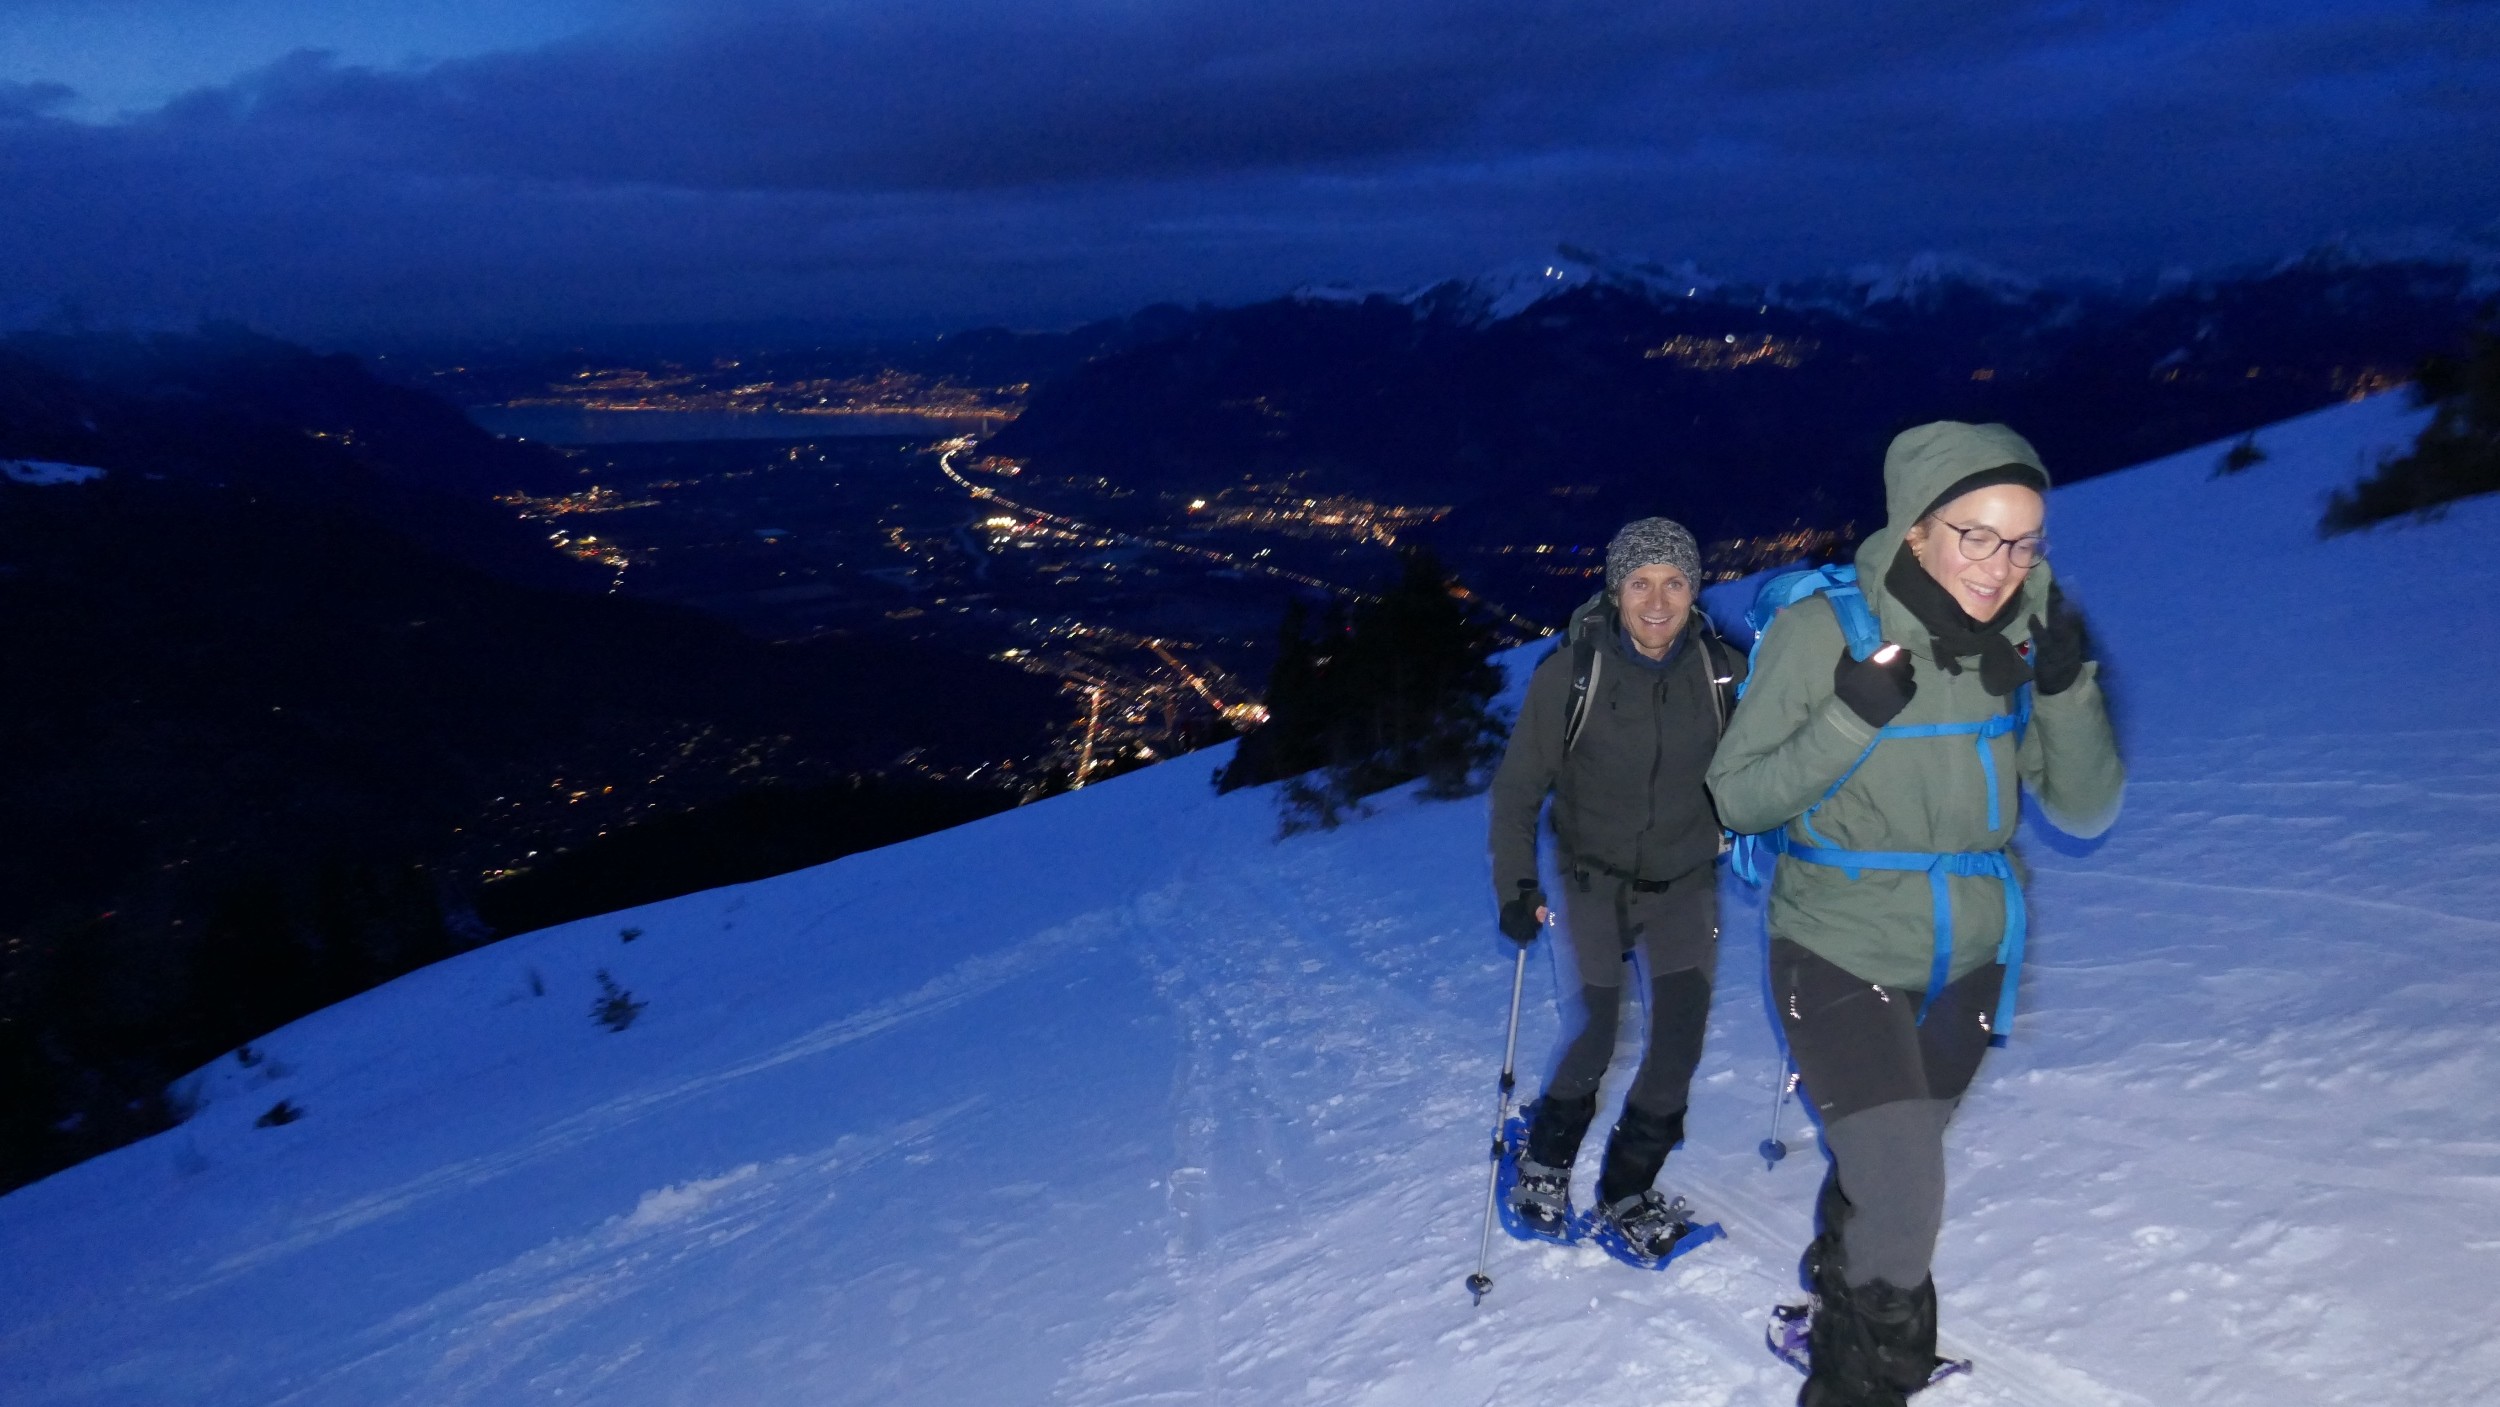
top-left (1846, 251), bottom-right (2044, 307)
top-left (1301, 227), bottom-right (2499, 334)
top-left (2266, 226), bottom-right (2500, 295)
top-left (1399, 247), bottom-right (1734, 325)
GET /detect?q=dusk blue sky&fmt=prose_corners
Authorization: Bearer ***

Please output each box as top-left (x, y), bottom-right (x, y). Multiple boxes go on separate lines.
top-left (4, 0), bottom-right (2496, 341)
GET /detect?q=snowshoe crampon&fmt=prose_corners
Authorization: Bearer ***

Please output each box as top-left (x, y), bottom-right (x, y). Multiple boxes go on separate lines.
top-left (1766, 1302), bottom-right (1973, 1391)
top-left (1494, 1115), bottom-right (1578, 1244)
top-left (1587, 1190), bottom-right (1723, 1270)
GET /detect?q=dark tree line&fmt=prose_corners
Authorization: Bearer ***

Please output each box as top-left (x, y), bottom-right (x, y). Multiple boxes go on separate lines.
top-left (1220, 549), bottom-right (1506, 831)
top-left (2, 858), bottom-right (462, 1183)
top-left (2324, 317), bottom-right (2500, 532)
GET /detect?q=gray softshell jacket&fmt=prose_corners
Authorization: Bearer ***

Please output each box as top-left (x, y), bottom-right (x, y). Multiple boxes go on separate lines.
top-left (1488, 600), bottom-right (1745, 904)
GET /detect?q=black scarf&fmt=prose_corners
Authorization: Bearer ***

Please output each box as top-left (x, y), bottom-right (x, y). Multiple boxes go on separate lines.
top-left (1884, 543), bottom-right (2033, 697)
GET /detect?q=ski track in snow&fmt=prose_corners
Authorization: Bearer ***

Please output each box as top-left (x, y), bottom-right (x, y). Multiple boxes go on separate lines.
top-left (5, 393), bottom-right (2499, 1405)
top-left (1050, 799), bottom-right (2155, 1407)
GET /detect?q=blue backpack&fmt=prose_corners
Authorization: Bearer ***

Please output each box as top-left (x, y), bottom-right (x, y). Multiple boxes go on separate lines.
top-left (1725, 564), bottom-right (2033, 1048)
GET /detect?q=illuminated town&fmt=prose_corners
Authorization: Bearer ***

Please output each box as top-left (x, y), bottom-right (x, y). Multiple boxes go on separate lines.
top-left (494, 484), bottom-right (663, 518)
top-left (1702, 524), bottom-right (1860, 581)
top-left (1179, 484), bottom-right (1452, 546)
top-left (1643, 332), bottom-right (1820, 370)
top-left (479, 420), bottom-right (1864, 820)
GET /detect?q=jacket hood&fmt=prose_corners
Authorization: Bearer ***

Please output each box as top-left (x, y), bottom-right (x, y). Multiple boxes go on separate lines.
top-left (1853, 421), bottom-right (2055, 654)
top-left (1879, 421), bottom-right (2049, 533)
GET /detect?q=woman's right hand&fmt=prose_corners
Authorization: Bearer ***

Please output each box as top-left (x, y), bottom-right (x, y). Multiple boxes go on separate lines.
top-left (1834, 642), bottom-right (1917, 727)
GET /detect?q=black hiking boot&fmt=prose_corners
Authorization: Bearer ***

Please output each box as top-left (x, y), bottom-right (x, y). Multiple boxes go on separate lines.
top-left (1594, 1188), bottom-right (1702, 1263)
top-left (1507, 1154), bottom-right (1573, 1239)
top-left (1783, 1166), bottom-right (1963, 1401)
top-left (1505, 1093), bottom-right (1596, 1239)
top-left (1524, 1091), bottom-right (1598, 1167)
top-left (1800, 1161), bottom-right (1852, 1290)
top-left (1594, 1100), bottom-right (1686, 1207)
top-left (1797, 1275), bottom-right (1951, 1406)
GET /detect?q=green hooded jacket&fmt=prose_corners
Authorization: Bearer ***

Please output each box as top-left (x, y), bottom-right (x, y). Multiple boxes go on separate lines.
top-left (1704, 422), bottom-right (2125, 990)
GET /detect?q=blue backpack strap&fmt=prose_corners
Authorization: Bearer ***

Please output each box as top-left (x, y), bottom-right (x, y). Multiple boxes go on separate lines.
top-left (1821, 577), bottom-right (1883, 663)
top-left (1771, 840), bottom-right (2025, 1041)
top-left (1731, 563), bottom-right (1879, 877)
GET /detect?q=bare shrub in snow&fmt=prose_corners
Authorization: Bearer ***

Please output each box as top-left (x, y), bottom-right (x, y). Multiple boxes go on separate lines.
top-left (591, 971), bottom-right (646, 1033)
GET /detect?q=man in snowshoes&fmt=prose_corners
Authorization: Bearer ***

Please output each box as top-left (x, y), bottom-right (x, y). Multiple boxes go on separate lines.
top-left (1709, 422), bottom-right (2123, 1404)
top-left (1486, 516), bottom-right (1743, 1260)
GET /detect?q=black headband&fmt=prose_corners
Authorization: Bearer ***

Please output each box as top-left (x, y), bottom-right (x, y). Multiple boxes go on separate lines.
top-left (1919, 464), bottom-right (2047, 522)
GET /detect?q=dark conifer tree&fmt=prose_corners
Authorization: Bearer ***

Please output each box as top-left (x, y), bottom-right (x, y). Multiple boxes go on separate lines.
top-left (1220, 549), bottom-right (1504, 828)
top-left (2325, 319), bottom-right (2500, 531)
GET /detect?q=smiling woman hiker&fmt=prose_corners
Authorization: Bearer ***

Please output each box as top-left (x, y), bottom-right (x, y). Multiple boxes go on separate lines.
top-left (1707, 423), bottom-right (2124, 1407)
top-left (1486, 517), bottom-right (1744, 1261)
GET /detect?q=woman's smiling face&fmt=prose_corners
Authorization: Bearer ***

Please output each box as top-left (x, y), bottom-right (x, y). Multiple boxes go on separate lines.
top-left (1905, 483), bottom-right (2047, 620)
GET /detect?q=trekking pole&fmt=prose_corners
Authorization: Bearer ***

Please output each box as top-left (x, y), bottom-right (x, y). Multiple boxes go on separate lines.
top-left (1759, 1055), bottom-right (1793, 1170)
top-left (1464, 941), bottom-right (1532, 1304)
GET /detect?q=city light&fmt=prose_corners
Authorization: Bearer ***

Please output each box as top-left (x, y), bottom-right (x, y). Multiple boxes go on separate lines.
top-left (1643, 333), bottom-right (1818, 370)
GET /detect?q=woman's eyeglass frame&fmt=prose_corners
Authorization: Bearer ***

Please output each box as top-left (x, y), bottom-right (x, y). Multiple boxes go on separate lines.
top-left (1929, 518), bottom-right (2049, 568)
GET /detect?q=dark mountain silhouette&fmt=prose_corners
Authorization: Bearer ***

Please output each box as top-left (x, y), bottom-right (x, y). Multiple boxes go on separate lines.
top-left (985, 252), bottom-right (2489, 566)
top-left (0, 331), bottom-right (1060, 1193)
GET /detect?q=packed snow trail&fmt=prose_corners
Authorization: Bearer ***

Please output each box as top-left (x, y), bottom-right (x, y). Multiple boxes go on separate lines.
top-left (3, 392), bottom-right (2497, 1405)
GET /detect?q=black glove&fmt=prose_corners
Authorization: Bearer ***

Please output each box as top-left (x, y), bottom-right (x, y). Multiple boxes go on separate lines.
top-left (1834, 644), bottom-right (1916, 728)
top-left (2027, 584), bottom-right (2089, 696)
top-left (1498, 884), bottom-right (1546, 946)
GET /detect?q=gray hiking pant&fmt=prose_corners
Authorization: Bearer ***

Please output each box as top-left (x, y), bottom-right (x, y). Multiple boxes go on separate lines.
top-left (1543, 866), bottom-right (1718, 1116)
top-left (1772, 938), bottom-right (2004, 1288)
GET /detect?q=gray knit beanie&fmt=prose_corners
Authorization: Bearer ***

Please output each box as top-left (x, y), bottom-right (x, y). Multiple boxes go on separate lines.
top-left (1605, 517), bottom-right (1701, 594)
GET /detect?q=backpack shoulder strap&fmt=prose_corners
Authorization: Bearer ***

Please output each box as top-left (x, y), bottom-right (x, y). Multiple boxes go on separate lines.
top-left (1822, 578), bottom-right (1883, 662)
top-left (1740, 563), bottom-right (1885, 700)
top-left (1562, 631), bottom-right (1603, 754)
top-left (1695, 618), bottom-right (1735, 737)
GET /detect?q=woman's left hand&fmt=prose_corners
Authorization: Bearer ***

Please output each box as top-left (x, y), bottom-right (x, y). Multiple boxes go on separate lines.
top-left (2028, 583), bottom-right (2090, 695)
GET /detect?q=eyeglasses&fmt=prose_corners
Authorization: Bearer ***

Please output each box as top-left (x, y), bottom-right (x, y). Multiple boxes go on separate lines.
top-left (1931, 519), bottom-right (2048, 568)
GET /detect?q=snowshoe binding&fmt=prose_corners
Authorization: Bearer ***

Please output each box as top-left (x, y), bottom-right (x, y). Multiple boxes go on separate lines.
top-left (1767, 1302), bottom-right (1972, 1392)
top-left (1589, 1189), bottom-right (1723, 1269)
top-left (1495, 1115), bottom-right (1578, 1243)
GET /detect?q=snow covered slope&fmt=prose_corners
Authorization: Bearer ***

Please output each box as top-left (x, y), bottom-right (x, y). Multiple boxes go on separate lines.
top-left (5, 394), bottom-right (2498, 1406)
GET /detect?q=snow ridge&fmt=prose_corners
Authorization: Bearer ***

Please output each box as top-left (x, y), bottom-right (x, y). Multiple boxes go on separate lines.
top-left (4, 393), bottom-right (2500, 1406)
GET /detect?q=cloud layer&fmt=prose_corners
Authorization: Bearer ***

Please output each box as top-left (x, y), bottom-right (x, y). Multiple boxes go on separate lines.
top-left (5, 0), bottom-right (2497, 337)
